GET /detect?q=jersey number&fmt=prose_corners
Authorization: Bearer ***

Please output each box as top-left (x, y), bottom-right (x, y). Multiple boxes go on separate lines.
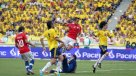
top-left (17, 39), bottom-right (24, 47)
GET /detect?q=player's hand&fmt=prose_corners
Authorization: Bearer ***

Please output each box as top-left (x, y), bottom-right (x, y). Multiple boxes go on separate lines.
top-left (43, 47), bottom-right (46, 51)
top-left (95, 38), bottom-right (99, 42)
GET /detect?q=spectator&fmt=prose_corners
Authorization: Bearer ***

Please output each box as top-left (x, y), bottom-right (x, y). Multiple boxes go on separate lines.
top-left (83, 35), bottom-right (91, 48)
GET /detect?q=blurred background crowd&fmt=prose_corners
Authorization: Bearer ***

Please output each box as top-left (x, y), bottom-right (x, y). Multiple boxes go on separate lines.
top-left (0, 0), bottom-right (135, 47)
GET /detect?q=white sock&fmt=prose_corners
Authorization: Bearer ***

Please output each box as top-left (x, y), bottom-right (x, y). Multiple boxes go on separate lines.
top-left (94, 54), bottom-right (107, 68)
top-left (98, 54), bottom-right (106, 63)
top-left (94, 58), bottom-right (100, 68)
top-left (42, 62), bottom-right (52, 72)
top-left (56, 61), bottom-right (62, 72)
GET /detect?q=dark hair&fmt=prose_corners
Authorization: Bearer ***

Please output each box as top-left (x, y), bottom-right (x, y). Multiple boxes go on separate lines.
top-left (18, 26), bottom-right (25, 32)
top-left (73, 54), bottom-right (77, 60)
top-left (47, 21), bottom-right (53, 29)
top-left (99, 21), bottom-right (107, 29)
top-left (73, 17), bottom-right (79, 21)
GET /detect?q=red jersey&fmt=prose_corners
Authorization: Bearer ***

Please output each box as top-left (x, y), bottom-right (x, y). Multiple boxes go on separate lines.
top-left (67, 23), bottom-right (81, 40)
top-left (15, 32), bottom-right (30, 54)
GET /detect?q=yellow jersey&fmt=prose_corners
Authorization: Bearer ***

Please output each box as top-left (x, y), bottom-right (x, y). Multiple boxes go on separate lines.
top-left (43, 28), bottom-right (58, 51)
top-left (96, 30), bottom-right (111, 46)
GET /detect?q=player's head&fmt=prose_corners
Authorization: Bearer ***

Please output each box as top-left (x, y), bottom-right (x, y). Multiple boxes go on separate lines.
top-left (99, 21), bottom-right (108, 30)
top-left (18, 26), bottom-right (25, 32)
top-left (47, 21), bottom-right (53, 29)
top-left (73, 17), bottom-right (79, 24)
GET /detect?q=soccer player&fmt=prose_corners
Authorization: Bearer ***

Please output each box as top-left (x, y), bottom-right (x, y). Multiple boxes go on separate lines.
top-left (15, 26), bottom-right (35, 75)
top-left (92, 21), bottom-right (113, 73)
top-left (50, 54), bottom-right (77, 73)
top-left (54, 17), bottom-right (81, 74)
top-left (59, 17), bottom-right (81, 51)
top-left (40, 21), bottom-right (64, 76)
top-left (61, 54), bottom-right (77, 73)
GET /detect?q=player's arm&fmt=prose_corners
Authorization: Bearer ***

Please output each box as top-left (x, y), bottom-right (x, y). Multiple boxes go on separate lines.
top-left (65, 26), bottom-right (69, 33)
top-left (40, 31), bottom-right (47, 51)
top-left (77, 25), bottom-right (82, 37)
top-left (25, 39), bottom-right (35, 47)
top-left (92, 31), bottom-right (99, 41)
top-left (53, 29), bottom-right (65, 46)
top-left (59, 23), bottom-right (70, 33)
top-left (54, 31), bottom-right (64, 44)
top-left (55, 37), bottom-right (64, 44)
top-left (108, 31), bottom-right (114, 42)
top-left (40, 37), bottom-right (45, 47)
top-left (92, 30), bottom-right (98, 37)
top-left (15, 39), bottom-right (19, 48)
top-left (24, 34), bottom-right (35, 47)
top-left (63, 23), bottom-right (70, 33)
top-left (15, 43), bottom-right (18, 48)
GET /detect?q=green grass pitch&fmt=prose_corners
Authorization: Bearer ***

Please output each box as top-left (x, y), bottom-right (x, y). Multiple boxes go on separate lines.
top-left (0, 58), bottom-right (136, 76)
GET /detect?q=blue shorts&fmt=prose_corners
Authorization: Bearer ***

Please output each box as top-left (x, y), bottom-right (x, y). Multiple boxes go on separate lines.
top-left (50, 48), bottom-right (61, 58)
top-left (99, 45), bottom-right (108, 56)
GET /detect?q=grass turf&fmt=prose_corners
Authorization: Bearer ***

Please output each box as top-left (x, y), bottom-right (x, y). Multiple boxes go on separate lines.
top-left (0, 58), bottom-right (136, 76)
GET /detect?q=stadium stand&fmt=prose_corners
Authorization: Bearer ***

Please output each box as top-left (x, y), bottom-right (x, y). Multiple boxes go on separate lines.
top-left (0, 0), bottom-right (122, 45)
top-left (116, 0), bottom-right (136, 45)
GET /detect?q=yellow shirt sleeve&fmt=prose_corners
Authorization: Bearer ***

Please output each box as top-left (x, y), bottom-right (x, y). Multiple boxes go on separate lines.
top-left (94, 30), bottom-right (99, 37)
top-left (107, 31), bottom-right (113, 37)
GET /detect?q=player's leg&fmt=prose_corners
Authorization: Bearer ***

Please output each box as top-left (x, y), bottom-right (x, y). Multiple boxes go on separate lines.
top-left (41, 58), bottom-right (56, 73)
top-left (27, 51), bottom-right (35, 74)
top-left (52, 48), bottom-right (61, 76)
top-left (55, 47), bottom-right (63, 73)
top-left (41, 48), bottom-right (57, 76)
top-left (58, 36), bottom-right (75, 52)
top-left (29, 59), bottom-right (34, 72)
top-left (98, 46), bottom-right (109, 68)
top-left (92, 46), bottom-right (104, 73)
top-left (92, 46), bottom-right (108, 73)
top-left (94, 46), bottom-right (106, 67)
top-left (49, 54), bottom-right (65, 73)
top-left (96, 49), bottom-right (105, 69)
top-left (67, 44), bottom-right (73, 51)
top-left (66, 37), bottom-right (76, 51)
top-left (58, 36), bottom-right (69, 52)
top-left (21, 53), bottom-right (30, 75)
top-left (25, 61), bottom-right (31, 75)
top-left (62, 55), bottom-right (69, 73)
top-left (55, 37), bottom-right (75, 73)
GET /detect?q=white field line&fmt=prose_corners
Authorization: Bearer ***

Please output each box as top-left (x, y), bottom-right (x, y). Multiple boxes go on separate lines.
top-left (77, 69), bottom-right (136, 73)
top-left (44, 69), bottom-right (136, 76)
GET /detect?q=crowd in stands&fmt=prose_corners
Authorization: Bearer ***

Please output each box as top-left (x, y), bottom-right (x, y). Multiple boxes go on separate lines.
top-left (0, 0), bottom-right (123, 46)
top-left (116, 0), bottom-right (136, 45)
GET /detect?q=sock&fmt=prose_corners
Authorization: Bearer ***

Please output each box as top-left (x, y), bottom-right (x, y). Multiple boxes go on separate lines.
top-left (94, 58), bottom-right (100, 68)
top-left (94, 54), bottom-right (107, 68)
top-left (56, 61), bottom-right (62, 72)
top-left (42, 62), bottom-right (52, 72)
top-left (29, 59), bottom-right (34, 71)
top-left (25, 61), bottom-right (30, 72)
top-left (98, 54), bottom-right (106, 63)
